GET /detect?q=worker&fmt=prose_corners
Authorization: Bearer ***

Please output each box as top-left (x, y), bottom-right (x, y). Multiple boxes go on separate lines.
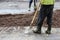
top-left (28, 0), bottom-right (37, 11)
top-left (33, 0), bottom-right (55, 34)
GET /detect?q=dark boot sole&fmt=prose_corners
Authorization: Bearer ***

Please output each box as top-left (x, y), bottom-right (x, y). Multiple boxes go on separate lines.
top-left (33, 30), bottom-right (41, 34)
top-left (45, 31), bottom-right (51, 34)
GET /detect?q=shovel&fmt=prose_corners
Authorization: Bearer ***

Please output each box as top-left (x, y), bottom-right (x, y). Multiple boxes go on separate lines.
top-left (24, 1), bottom-right (41, 33)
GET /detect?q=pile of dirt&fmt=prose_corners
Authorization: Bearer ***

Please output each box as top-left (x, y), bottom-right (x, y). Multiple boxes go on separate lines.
top-left (43, 10), bottom-right (60, 28)
top-left (0, 14), bottom-right (33, 27)
top-left (52, 10), bottom-right (60, 27)
top-left (0, 10), bottom-right (60, 27)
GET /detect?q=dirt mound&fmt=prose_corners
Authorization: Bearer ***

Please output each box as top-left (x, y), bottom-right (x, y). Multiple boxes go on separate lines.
top-left (0, 10), bottom-right (60, 27)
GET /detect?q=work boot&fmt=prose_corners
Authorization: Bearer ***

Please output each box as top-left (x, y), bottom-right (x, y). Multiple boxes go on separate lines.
top-left (34, 7), bottom-right (37, 11)
top-left (33, 29), bottom-right (41, 34)
top-left (45, 30), bottom-right (51, 34)
top-left (34, 8), bottom-right (37, 11)
top-left (34, 6), bottom-right (37, 11)
top-left (28, 8), bottom-right (31, 11)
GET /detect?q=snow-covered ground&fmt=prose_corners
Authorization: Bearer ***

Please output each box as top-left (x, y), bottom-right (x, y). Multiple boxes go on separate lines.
top-left (0, 2), bottom-right (34, 15)
top-left (0, 27), bottom-right (60, 40)
top-left (0, 2), bottom-right (60, 15)
top-left (54, 2), bottom-right (60, 10)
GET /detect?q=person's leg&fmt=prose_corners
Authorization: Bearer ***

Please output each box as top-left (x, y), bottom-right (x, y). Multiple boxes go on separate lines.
top-left (29, 0), bottom-right (33, 9)
top-left (46, 5), bottom-right (54, 34)
top-left (34, 0), bottom-right (37, 11)
top-left (33, 5), bottom-right (47, 34)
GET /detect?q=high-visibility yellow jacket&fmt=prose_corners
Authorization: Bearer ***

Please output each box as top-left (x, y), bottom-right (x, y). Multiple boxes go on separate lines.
top-left (40, 0), bottom-right (55, 5)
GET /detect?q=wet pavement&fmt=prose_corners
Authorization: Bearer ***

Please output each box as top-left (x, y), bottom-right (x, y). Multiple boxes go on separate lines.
top-left (0, 26), bottom-right (60, 40)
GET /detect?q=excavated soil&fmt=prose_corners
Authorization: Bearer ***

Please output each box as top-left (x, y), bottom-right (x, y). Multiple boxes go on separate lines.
top-left (0, 10), bottom-right (60, 27)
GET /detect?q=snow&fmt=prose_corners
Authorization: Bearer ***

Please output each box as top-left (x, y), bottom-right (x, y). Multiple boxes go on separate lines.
top-left (0, 2), bottom-right (60, 15)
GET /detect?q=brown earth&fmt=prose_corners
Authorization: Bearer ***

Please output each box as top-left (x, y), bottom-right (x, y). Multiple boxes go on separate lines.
top-left (0, 10), bottom-right (60, 27)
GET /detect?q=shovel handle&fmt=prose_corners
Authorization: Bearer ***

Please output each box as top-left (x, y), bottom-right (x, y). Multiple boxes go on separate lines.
top-left (30, 2), bottom-right (41, 26)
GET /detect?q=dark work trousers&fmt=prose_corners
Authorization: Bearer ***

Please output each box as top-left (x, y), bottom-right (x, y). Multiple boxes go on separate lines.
top-left (37, 5), bottom-right (54, 31)
top-left (29, 0), bottom-right (37, 8)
